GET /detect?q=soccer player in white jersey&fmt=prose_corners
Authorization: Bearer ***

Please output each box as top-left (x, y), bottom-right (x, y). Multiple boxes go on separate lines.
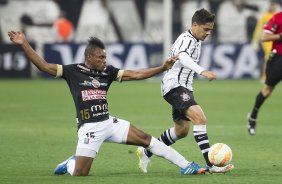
top-left (137, 8), bottom-right (234, 173)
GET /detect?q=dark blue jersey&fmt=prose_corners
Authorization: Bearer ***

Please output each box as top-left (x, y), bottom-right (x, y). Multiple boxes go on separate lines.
top-left (61, 63), bottom-right (120, 128)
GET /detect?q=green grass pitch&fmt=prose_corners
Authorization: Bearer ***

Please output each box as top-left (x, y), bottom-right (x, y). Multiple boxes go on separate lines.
top-left (0, 79), bottom-right (281, 184)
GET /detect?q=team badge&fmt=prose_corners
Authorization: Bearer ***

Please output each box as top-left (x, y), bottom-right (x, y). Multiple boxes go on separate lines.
top-left (91, 79), bottom-right (100, 88)
top-left (180, 92), bottom-right (190, 102)
top-left (79, 79), bottom-right (101, 88)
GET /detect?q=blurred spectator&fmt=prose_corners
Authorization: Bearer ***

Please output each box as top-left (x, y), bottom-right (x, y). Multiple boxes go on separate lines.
top-left (208, 0), bottom-right (223, 41)
top-left (172, 0), bottom-right (182, 41)
top-left (20, 14), bottom-right (34, 35)
top-left (252, 1), bottom-right (278, 81)
top-left (53, 0), bottom-right (84, 29)
top-left (217, 0), bottom-right (258, 43)
top-left (51, 11), bottom-right (74, 43)
top-left (134, 0), bottom-right (147, 29)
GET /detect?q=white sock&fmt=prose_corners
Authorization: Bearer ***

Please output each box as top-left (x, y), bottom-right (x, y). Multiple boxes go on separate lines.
top-left (67, 159), bottom-right (75, 176)
top-left (169, 127), bottom-right (178, 140)
top-left (193, 125), bottom-right (207, 132)
top-left (147, 137), bottom-right (189, 169)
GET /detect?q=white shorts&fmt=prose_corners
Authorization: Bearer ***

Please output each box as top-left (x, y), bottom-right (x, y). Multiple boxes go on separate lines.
top-left (76, 116), bottom-right (130, 158)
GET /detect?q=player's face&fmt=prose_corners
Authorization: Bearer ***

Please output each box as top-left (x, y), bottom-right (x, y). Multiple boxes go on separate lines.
top-left (87, 48), bottom-right (107, 71)
top-left (192, 22), bottom-right (214, 41)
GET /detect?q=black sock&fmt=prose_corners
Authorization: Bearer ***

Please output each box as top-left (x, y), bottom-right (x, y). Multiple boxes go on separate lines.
top-left (250, 91), bottom-right (267, 119)
top-left (193, 125), bottom-right (212, 167)
top-left (145, 127), bottom-right (178, 157)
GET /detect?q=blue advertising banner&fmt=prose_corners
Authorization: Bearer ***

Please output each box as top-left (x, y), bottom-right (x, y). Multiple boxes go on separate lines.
top-left (200, 43), bottom-right (264, 79)
top-left (44, 43), bottom-right (162, 68)
top-left (0, 44), bottom-right (32, 78)
top-left (43, 43), bottom-right (264, 79)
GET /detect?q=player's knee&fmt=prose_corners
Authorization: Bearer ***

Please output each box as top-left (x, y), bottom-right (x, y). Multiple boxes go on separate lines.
top-left (143, 134), bottom-right (152, 147)
top-left (193, 113), bottom-right (207, 124)
top-left (137, 132), bottom-right (152, 147)
top-left (262, 89), bottom-right (272, 97)
top-left (262, 86), bottom-right (274, 97)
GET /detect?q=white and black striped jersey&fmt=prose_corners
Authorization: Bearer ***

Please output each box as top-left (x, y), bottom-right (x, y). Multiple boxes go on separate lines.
top-left (161, 30), bottom-right (205, 96)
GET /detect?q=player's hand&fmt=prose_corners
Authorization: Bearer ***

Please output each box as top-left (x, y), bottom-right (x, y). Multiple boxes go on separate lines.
top-left (201, 70), bottom-right (216, 81)
top-left (163, 55), bottom-right (178, 71)
top-left (8, 31), bottom-right (26, 45)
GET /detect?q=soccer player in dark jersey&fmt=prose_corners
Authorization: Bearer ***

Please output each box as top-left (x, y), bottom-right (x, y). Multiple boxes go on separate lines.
top-left (247, 11), bottom-right (282, 135)
top-left (8, 30), bottom-right (208, 176)
top-left (136, 8), bottom-right (234, 173)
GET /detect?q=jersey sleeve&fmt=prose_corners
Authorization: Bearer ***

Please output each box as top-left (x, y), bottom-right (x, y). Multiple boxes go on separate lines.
top-left (56, 65), bottom-right (63, 78)
top-left (178, 52), bottom-right (205, 74)
top-left (56, 64), bottom-right (76, 82)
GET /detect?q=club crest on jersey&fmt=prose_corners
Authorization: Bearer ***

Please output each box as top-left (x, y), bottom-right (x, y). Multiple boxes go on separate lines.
top-left (79, 79), bottom-right (101, 88)
top-left (180, 92), bottom-right (190, 102)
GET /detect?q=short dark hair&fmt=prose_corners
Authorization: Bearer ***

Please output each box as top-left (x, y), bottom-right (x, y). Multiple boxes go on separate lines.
top-left (192, 8), bottom-right (215, 25)
top-left (84, 37), bottom-right (105, 57)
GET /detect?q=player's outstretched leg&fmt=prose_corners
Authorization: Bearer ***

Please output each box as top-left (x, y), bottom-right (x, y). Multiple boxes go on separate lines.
top-left (54, 155), bottom-right (76, 175)
top-left (136, 127), bottom-right (178, 173)
top-left (136, 147), bottom-right (150, 173)
top-left (247, 113), bottom-right (256, 135)
top-left (136, 146), bottom-right (207, 175)
top-left (137, 137), bottom-right (208, 175)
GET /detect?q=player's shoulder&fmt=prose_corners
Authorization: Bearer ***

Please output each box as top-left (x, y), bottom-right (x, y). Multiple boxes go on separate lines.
top-left (180, 31), bottom-right (195, 40)
top-left (275, 11), bottom-right (282, 16)
top-left (104, 65), bottom-right (120, 75)
top-left (62, 63), bottom-right (83, 70)
top-left (273, 11), bottom-right (282, 19)
top-left (175, 31), bottom-right (196, 46)
top-left (180, 30), bottom-right (199, 44)
top-left (105, 65), bottom-right (119, 71)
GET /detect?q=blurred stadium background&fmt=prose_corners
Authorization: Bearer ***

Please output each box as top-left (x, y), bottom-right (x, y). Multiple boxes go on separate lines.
top-left (1, 0), bottom-right (281, 79)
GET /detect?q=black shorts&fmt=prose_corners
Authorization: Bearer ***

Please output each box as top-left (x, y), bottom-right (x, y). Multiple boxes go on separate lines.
top-left (163, 86), bottom-right (197, 122)
top-left (265, 54), bottom-right (282, 86)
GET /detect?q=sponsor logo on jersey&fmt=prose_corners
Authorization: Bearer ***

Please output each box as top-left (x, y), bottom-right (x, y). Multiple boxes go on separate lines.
top-left (81, 89), bottom-right (107, 101)
top-left (79, 79), bottom-right (107, 88)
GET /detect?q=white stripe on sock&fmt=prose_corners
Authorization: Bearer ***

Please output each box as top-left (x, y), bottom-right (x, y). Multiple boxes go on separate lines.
top-left (197, 140), bottom-right (209, 146)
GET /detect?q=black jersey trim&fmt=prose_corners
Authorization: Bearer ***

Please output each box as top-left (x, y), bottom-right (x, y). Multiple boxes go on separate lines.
top-left (186, 40), bottom-right (192, 52)
top-left (191, 48), bottom-right (196, 57)
top-left (179, 51), bottom-right (191, 57)
top-left (185, 70), bottom-right (193, 86)
top-left (183, 30), bottom-right (195, 39)
top-left (178, 67), bottom-right (184, 84)
top-left (178, 40), bottom-right (184, 50)
top-left (161, 80), bottom-right (165, 97)
top-left (188, 30), bottom-right (199, 42)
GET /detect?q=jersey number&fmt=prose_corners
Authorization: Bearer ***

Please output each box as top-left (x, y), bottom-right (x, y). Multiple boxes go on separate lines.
top-left (80, 109), bottom-right (90, 120)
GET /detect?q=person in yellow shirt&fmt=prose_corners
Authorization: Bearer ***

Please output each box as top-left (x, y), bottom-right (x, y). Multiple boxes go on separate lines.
top-left (252, 1), bottom-right (277, 81)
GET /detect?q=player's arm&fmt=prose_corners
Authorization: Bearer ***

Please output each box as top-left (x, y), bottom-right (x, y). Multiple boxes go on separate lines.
top-left (261, 32), bottom-right (282, 42)
top-left (178, 52), bottom-right (216, 81)
top-left (7, 31), bottom-right (57, 76)
top-left (120, 55), bottom-right (177, 81)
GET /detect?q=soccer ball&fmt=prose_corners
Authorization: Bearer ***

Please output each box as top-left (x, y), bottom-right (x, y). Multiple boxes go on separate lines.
top-left (208, 143), bottom-right (232, 166)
